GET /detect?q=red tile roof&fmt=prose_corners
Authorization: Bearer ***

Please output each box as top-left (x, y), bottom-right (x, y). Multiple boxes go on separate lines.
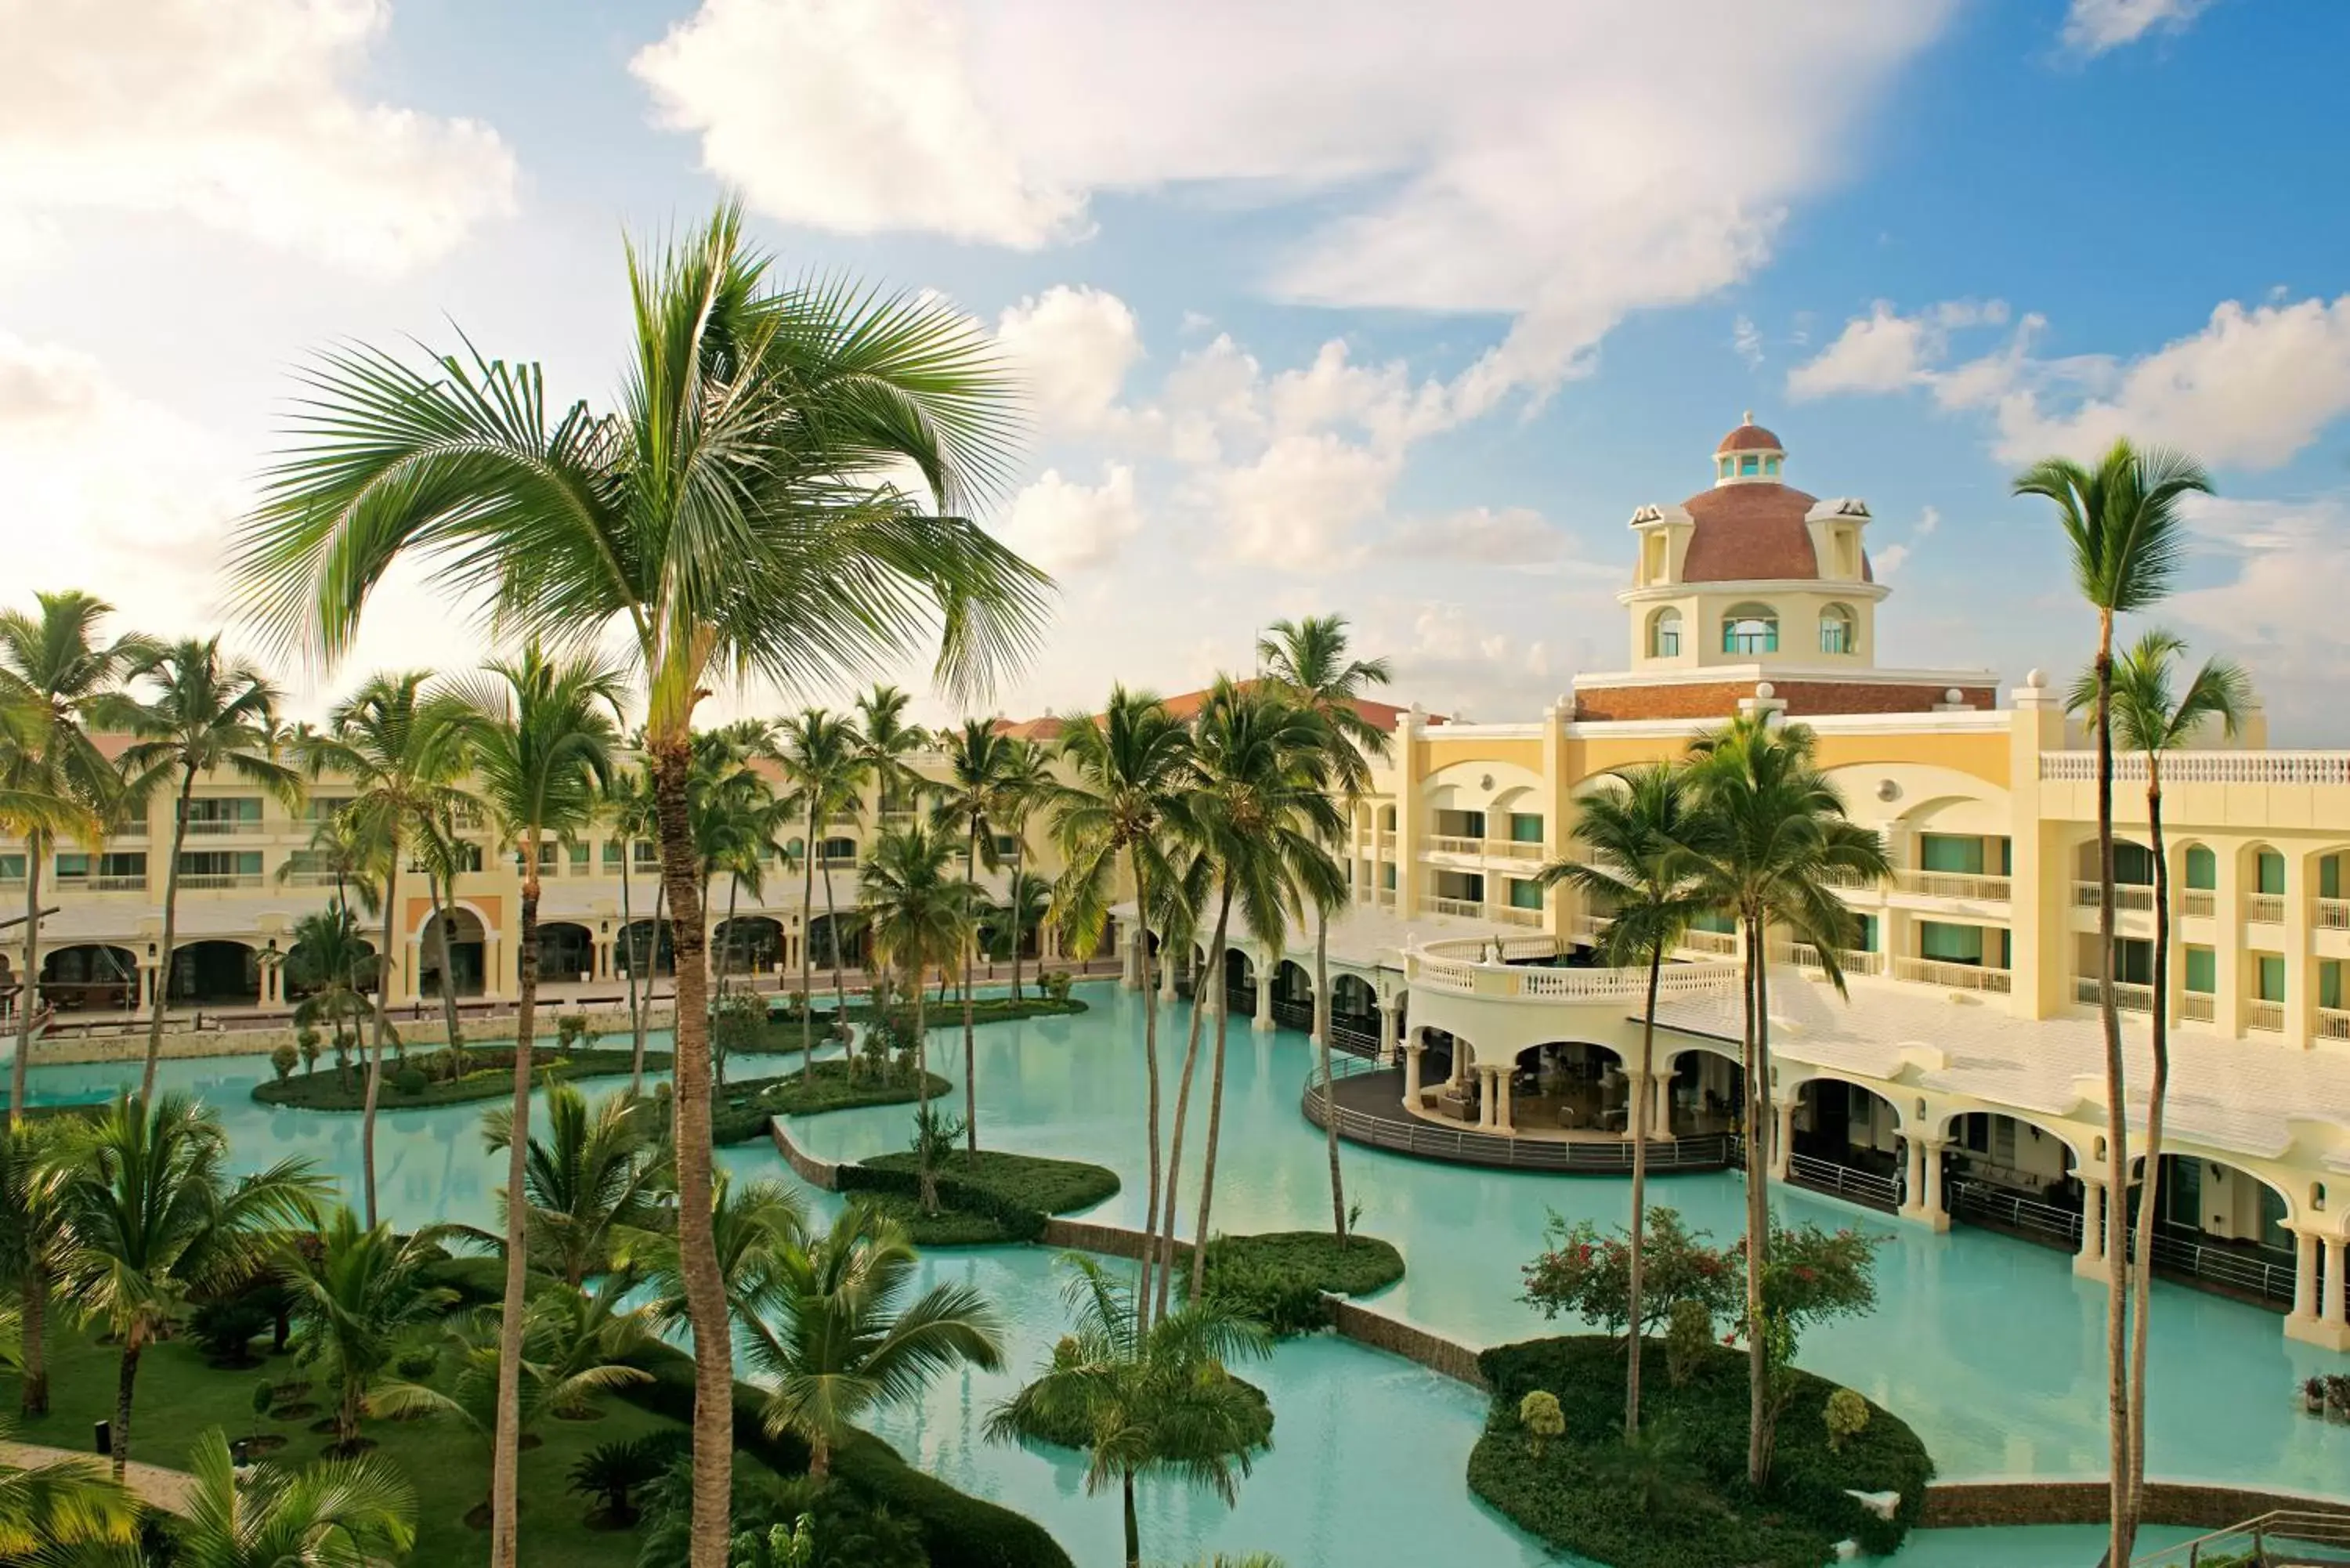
top-left (1678, 482), bottom-right (1853, 583)
top-left (1716, 419), bottom-right (1784, 453)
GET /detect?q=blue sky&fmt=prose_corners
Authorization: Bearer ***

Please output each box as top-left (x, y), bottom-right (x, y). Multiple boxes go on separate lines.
top-left (5, 0), bottom-right (2348, 738)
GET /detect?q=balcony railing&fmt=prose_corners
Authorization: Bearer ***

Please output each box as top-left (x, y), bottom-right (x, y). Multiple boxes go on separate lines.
top-left (2182, 889), bottom-right (2216, 918)
top-left (279, 870), bottom-right (345, 887)
top-left (1484, 840), bottom-right (1545, 862)
top-left (2074, 976), bottom-right (2155, 1013)
top-left (1374, 889), bottom-right (1397, 909)
top-left (1894, 869), bottom-right (2012, 901)
top-left (1489, 906), bottom-right (1542, 928)
top-left (1786, 1152), bottom-right (1901, 1213)
top-left (86, 875), bottom-right (148, 893)
top-left (2320, 898), bottom-right (2350, 931)
top-left (2247, 999), bottom-right (2287, 1034)
top-left (179, 873), bottom-right (262, 891)
top-left (1893, 956), bottom-right (2012, 993)
top-left (2073, 880), bottom-right (2155, 912)
top-left (2247, 894), bottom-right (2287, 924)
top-left (2041, 749), bottom-right (2350, 786)
top-left (2320, 1007), bottom-right (2350, 1042)
top-left (1773, 942), bottom-right (1883, 977)
top-left (185, 818), bottom-right (265, 836)
top-left (2180, 992), bottom-right (2216, 1024)
top-left (1678, 929), bottom-right (1737, 957)
top-left (1424, 835), bottom-right (1482, 857)
top-left (1421, 896), bottom-right (1483, 919)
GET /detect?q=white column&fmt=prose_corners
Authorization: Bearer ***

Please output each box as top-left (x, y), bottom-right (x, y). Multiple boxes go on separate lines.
top-left (2326, 1238), bottom-right (2347, 1328)
top-left (1376, 999), bottom-right (1399, 1064)
top-left (2294, 1229), bottom-right (2321, 1321)
top-left (2076, 1179), bottom-right (2108, 1279)
top-left (1904, 1137), bottom-right (1950, 1231)
top-left (1623, 1071), bottom-right (1649, 1140)
top-left (1159, 944), bottom-right (1178, 1003)
top-left (1253, 955), bottom-right (1276, 1034)
top-left (1770, 1098), bottom-right (1795, 1180)
top-left (1653, 1068), bottom-right (1676, 1137)
top-left (1119, 927), bottom-right (1141, 990)
top-left (1478, 1067), bottom-right (1499, 1129)
top-left (1899, 1138), bottom-right (1927, 1219)
top-left (1401, 1040), bottom-right (1423, 1107)
top-left (1496, 1066), bottom-right (1514, 1134)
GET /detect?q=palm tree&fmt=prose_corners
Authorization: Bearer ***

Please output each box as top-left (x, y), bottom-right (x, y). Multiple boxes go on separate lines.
top-left (287, 673), bottom-right (472, 1227)
top-left (605, 762), bottom-right (661, 1094)
top-left (1537, 765), bottom-right (1708, 1439)
top-left (990, 738), bottom-right (1058, 1002)
top-left (407, 809), bottom-right (475, 1066)
top-left (774, 709), bottom-right (870, 1087)
top-left (855, 685), bottom-right (932, 823)
top-left (0, 1415), bottom-right (138, 1559)
top-left (2069, 629), bottom-right (2251, 1530)
top-left (859, 826), bottom-right (967, 1212)
top-left (739, 1202), bottom-right (1003, 1480)
top-left (1679, 716), bottom-right (1889, 1487)
top-left (0, 591), bottom-right (148, 1129)
top-left (55, 1092), bottom-right (325, 1478)
top-left (457, 643), bottom-right (623, 1566)
top-left (233, 206), bottom-right (1047, 1568)
top-left (480, 1082), bottom-right (669, 1288)
top-left (1256, 614), bottom-right (1393, 1242)
top-left (2015, 439), bottom-right (2208, 1568)
top-left (277, 1208), bottom-right (457, 1452)
top-left (689, 729), bottom-right (778, 1008)
top-left (173, 1425), bottom-right (416, 1568)
top-left (933, 718), bottom-right (1012, 1156)
top-left (987, 1253), bottom-right (1271, 1568)
top-left (987, 869), bottom-right (1053, 978)
top-left (646, 1173), bottom-right (810, 1335)
top-left (284, 906), bottom-right (379, 1095)
top-left (1050, 691), bottom-right (1198, 1321)
top-left (116, 638), bottom-right (302, 1104)
top-left (0, 1125), bottom-right (70, 1418)
top-left (1162, 681), bottom-right (1343, 1308)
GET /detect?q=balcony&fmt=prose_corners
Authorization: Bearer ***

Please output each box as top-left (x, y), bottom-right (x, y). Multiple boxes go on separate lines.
top-left (1424, 834), bottom-right (1481, 857)
top-left (185, 819), bottom-right (265, 836)
top-left (1777, 942), bottom-right (1884, 977)
top-left (2073, 881), bottom-right (2155, 912)
top-left (1893, 869), bottom-right (2011, 902)
top-left (2074, 975), bottom-right (2154, 1014)
top-left (86, 875), bottom-right (148, 893)
top-left (1375, 888), bottom-right (1397, 909)
top-left (1424, 835), bottom-right (1546, 865)
top-left (179, 873), bottom-right (263, 891)
top-left (1893, 956), bottom-right (2012, 993)
top-left (2247, 894), bottom-right (2287, 925)
top-left (2321, 1007), bottom-right (2350, 1042)
top-left (1679, 929), bottom-right (1738, 957)
top-left (2248, 1000), bottom-right (2287, 1034)
top-left (2181, 992), bottom-right (2216, 1024)
top-left (279, 870), bottom-right (345, 887)
top-left (2183, 890), bottom-right (2217, 918)
top-left (1490, 906), bottom-right (1543, 928)
top-left (1421, 896), bottom-right (1484, 919)
top-left (2320, 898), bottom-right (2350, 931)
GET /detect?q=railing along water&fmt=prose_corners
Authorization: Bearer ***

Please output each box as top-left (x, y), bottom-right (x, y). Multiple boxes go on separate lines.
top-left (1785, 1152), bottom-right (1901, 1212)
top-left (2126, 1508), bottom-right (2350, 1566)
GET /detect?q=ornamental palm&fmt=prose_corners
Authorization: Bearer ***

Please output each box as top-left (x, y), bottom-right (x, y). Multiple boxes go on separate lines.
top-left (990, 738), bottom-right (1058, 1002)
top-left (775, 709), bottom-right (872, 1086)
top-left (1679, 716), bottom-right (1888, 1487)
top-left (0, 1124), bottom-right (71, 1418)
top-left (2016, 438), bottom-right (2208, 1568)
top-left (2069, 630), bottom-right (2251, 1530)
top-left (859, 826), bottom-right (968, 1212)
top-left (174, 1426), bottom-right (416, 1568)
top-left (1051, 689), bottom-right (1199, 1324)
top-left (645, 1173), bottom-right (810, 1336)
top-left (739, 1202), bottom-right (1003, 1480)
top-left (0, 591), bottom-right (149, 1129)
top-left (55, 1093), bottom-right (326, 1479)
top-left (117, 638), bottom-right (303, 1104)
top-left (986, 1253), bottom-right (1271, 1568)
top-left (1537, 764), bottom-right (1710, 1440)
top-left (231, 204), bottom-right (1047, 1568)
top-left (287, 673), bottom-right (473, 1227)
top-left (0, 1414), bottom-right (137, 1559)
top-left (276, 1209), bottom-right (457, 1451)
top-left (932, 718), bottom-right (1014, 1155)
top-left (1256, 614), bottom-right (1393, 1243)
top-left (855, 683), bottom-right (933, 822)
top-left (284, 906), bottom-right (379, 1095)
top-left (480, 1082), bottom-right (668, 1288)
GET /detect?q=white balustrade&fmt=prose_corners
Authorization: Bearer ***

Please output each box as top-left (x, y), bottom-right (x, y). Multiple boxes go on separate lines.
top-left (2073, 881), bottom-right (2155, 912)
top-left (1893, 956), bottom-right (2012, 993)
top-left (2073, 975), bottom-right (2153, 1013)
top-left (2041, 750), bottom-right (2350, 786)
top-left (2248, 894), bottom-right (2287, 925)
top-left (2248, 1000), bottom-right (2287, 1034)
top-left (1894, 869), bottom-right (2012, 902)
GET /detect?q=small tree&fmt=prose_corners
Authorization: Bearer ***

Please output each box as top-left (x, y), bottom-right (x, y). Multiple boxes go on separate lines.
top-left (569, 1435), bottom-right (679, 1526)
top-left (1518, 1390), bottom-right (1563, 1458)
top-left (710, 993), bottom-right (765, 1091)
top-left (295, 1027), bottom-right (321, 1078)
top-left (1825, 1387), bottom-right (1871, 1452)
top-left (1520, 1207), bottom-right (1741, 1340)
top-left (1665, 1299), bottom-right (1712, 1389)
top-left (269, 1045), bottom-right (298, 1083)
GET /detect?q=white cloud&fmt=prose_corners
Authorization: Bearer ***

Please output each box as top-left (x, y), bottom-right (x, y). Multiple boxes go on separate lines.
top-left (1733, 316), bottom-right (1764, 369)
top-left (996, 285), bottom-right (1144, 435)
top-left (1210, 434), bottom-right (1400, 568)
top-left (2167, 491), bottom-right (2350, 742)
top-left (1871, 502), bottom-right (1943, 580)
top-left (1386, 506), bottom-right (1570, 565)
top-left (0, 0), bottom-right (515, 275)
top-left (995, 463), bottom-right (1144, 574)
top-left (2063, 0), bottom-right (2217, 53)
top-left (1786, 299), bottom-right (2009, 399)
top-left (1386, 601), bottom-right (1559, 720)
top-left (633, 0), bottom-right (1954, 404)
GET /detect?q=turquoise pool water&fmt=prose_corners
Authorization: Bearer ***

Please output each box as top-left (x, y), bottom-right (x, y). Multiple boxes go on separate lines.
top-left (19, 984), bottom-right (2347, 1565)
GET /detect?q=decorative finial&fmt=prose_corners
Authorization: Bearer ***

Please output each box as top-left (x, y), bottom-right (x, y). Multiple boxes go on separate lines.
top-left (1742, 409), bottom-right (1754, 425)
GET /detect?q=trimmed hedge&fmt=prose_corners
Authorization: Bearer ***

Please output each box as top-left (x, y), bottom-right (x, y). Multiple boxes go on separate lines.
top-left (1470, 1335), bottom-right (1935, 1568)
top-left (709, 1063), bottom-right (948, 1144)
top-left (761, 995), bottom-right (1088, 1042)
top-left (838, 1151), bottom-right (1119, 1246)
top-left (253, 1048), bottom-right (671, 1111)
top-left (615, 1339), bottom-right (1074, 1568)
top-left (866, 1151), bottom-right (1119, 1215)
top-left (1016, 1372), bottom-right (1274, 1455)
top-left (1194, 1231), bottom-right (1405, 1335)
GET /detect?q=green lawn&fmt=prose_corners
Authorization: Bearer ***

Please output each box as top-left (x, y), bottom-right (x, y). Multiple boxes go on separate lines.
top-left (9, 1319), bottom-right (757, 1566)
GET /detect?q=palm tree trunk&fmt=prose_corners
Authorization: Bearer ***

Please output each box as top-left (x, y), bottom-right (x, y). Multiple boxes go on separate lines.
top-left (2092, 612), bottom-right (2134, 1568)
top-left (1159, 884), bottom-right (1233, 1320)
top-left (1629, 943), bottom-right (1661, 1440)
top-left (1189, 909), bottom-right (1242, 1299)
top-left (649, 741), bottom-right (731, 1568)
top-left (429, 871), bottom-right (464, 1068)
top-left (1129, 860), bottom-right (1164, 1328)
top-left (822, 853), bottom-right (845, 1080)
top-left (490, 855), bottom-right (542, 1568)
top-left (1315, 909), bottom-right (1346, 1240)
top-left (139, 771), bottom-right (195, 1105)
top-left (363, 854), bottom-right (399, 1228)
top-left (2125, 768), bottom-right (2169, 1547)
top-left (20, 1270), bottom-right (47, 1417)
top-left (642, 880), bottom-right (667, 1067)
top-left (799, 806), bottom-right (819, 1086)
top-left (1744, 911), bottom-right (1771, 1487)
top-left (10, 843), bottom-right (44, 1129)
top-left (963, 823), bottom-right (979, 1158)
top-left (620, 844), bottom-right (645, 1097)
top-left (914, 968), bottom-right (936, 1212)
top-left (110, 1336), bottom-right (140, 1481)
top-left (1122, 1468), bottom-right (1141, 1568)
top-left (1008, 836), bottom-right (1026, 1003)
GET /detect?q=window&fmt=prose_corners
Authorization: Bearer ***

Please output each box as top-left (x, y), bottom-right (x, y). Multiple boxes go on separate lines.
top-left (1818, 604), bottom-right (1857, 655)
top-left (1856, 913), bottom-right (1878, 952)
top-left (1642, 534), bottom-right (1667, 583)
top-left (2112, 937), bottom-right (2154, 986)
top-left (602, 840), bottom-right (622, 869)
top-left (54, 853), bottom-right (89, 879)
top-left (533, 841), bottom-right (560, 869)
top-left (633, 840), bottom-right (658, 867)
top-left (2256, 849), bottom-right (2286, 896)
top-left (1508, 812), bottom-right (1544, 844)
top-left (304, 797), bottom-right (354, 822)
top-left (178, 851), bottom-right (262, 878)
top-left (569, 841), bottom-right (589, 869)
top-left (1379, 805), bottom-right (1397, 832)
top-left (186, 797), bottom-right (262, 830)
top-left (1381, 862), bottom-right (1396, 891)
top-left (1434, 809), bottom-right (1486, 840)
top-left (1919, 921), bottom-right (1984, 966)
top-left (1508, 878), bottom-right (1543, 911)
top-left (1763, 456), bottom-right (1781, 476)
top-left (1920, 834), bottom-right (1984, 875)
top-left (2257, 954), bottom-right (2287, 1004)
top-left (2186, 846), bottom-right (2216, 890)
top-left (1721, 603), bottom-right (1779, 656)
top-left (820, 836), bottom-right (858, 863)
top-left (1649, 607), bottom-right (1682, 658)
top-left (2323, 854), bottom-right (2342, 900)
top-left (2322, 959), bottom-right (2342, 1011)
top-left (1692, 910), bottom-right (1735, 934)
top-left (1717, 457), bottom-right (1734, 480)
top-left (0, 853), bottom-right (22, 882)
top-left (2113, 842), bottom-right (2156, 887)
top-left (1739, 454), bottom-right (1760, 475)
top-left (2185, 946), bottom-right (2217, 995)
top-left (992, 834), bottom-right (1019, 858)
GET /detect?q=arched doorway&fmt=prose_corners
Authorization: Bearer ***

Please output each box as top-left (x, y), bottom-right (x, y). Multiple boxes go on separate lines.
top-left (168, 940), bottom-right (259, 1007)
top-left (1941, 1111), bottom-right (2083, 1246)
top-left (1223, 948), bottom-right (1257, 1015)
top-left (420, 908), bottom-right (487, 999)
top-left (804, 912), bottom-right (864, 972)
top-left (1271, 959), bottom-right (1312, 1028)
top-left (2140, 1154), bottom-right (2296, 1307)
top-left (1331, 974), bottom-right (1379, 1046)
top-left (714, 915), bottom-right (782, 977)
top-left (620, 917), bottom-right (675, 979)
top-left (1789, 1078), bottom-right (1905, 1211)
top-left (1510, 1042), bottom-right (1627, 1134)
top-left (41, 943), bottom-right (138, 1013)
top-left (538, 922), bottom-right (595, 985)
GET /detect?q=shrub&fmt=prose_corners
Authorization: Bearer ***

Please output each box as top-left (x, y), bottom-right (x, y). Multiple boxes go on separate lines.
top-left (269, 1044), bottom-right (298, 1082)
top-left (1665, 1299), bottom-right (1712, 1388)
top-left (1518, 1390), bottom-right (1563, 1457)
top-left (1040, 970), bottom-right (1074, 1004)
top-left (567, 1433), bottom-right (683, 1526)
top-left (394, 1346), bottom-right (439, 1381)
top-left (1825, 1386), bottom-right (1871, 1451)
top-left (189, 1299), bottom-right (269, 1367)
top-left (555, 1013), bottom-right (590, 1050)
top-left (391, 1066), bottom-right (429, 1096)
top-left (295, 1028), bottom-right (322, 1075)
top-left (1192, 1232), bottom-right (1405, 1336)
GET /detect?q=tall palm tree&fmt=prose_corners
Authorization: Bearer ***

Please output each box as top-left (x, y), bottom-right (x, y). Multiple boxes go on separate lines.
top-left (117, 638), bottom-right (302, 1104)
top-left (1162, 681), bottom-right (1343, 1308)
top-left (933, 718), bottom-right (1012, 1155)
top-left (0, 591), bottom-right (148, 1128)
top-left (55, 1093), bottom-right (325, 1478)
top-left (454, 643), bottom-right (622, 1568)
top-left (646, 1173), bottom-right (810, 1336)
top-left (1051, 690), bottom-right (1198, 1324)
top-left (1537, 765), bottom-right (1709, 1439)
top-left (987, 1253), bottom-right (1271, 1568)
top-left (2069, 630), bottom-right (2251, 1529)
top-left (988, 869), bottom-right (1053, 983)
top-left (480, 1082), bottom-right (669, 1288)
top-left (406, 809), bottom-right (475, 1066)
top-left (277, 1208), bottom-right (457, 1452)
top-left (287, 673), bottom-right (472, 1227)
top-left (1679, 717), bottom-right (1889, 1487)
top-left (990, 738), bottom-right (1058, 1002)
top-left (1256, 614), bottom-right (1393, 1242)
top-left (0, 1124), bottom-right (70, 1417)
top-left (604, 762), bottom-right (660, 1094)
top-left (233, 206), bottom-right (1047, 1567)
top-left (774, 710), bottom-right (871, 1087)
top-left (739, 1202), bottom-right (1003, 1480)
top-left (173, 1425), bottom-right (416, 1568)
top-left (284, 906), bottom-right (379, 1094)
top-left (859, 826), bottom-right (967, 1212)
top-left (2015, 439), bottom-right (2207, 1568)
top-left (855, 684), bottom-right (932, 823)
top-left (0, 1414), bottom-right (138, 1559)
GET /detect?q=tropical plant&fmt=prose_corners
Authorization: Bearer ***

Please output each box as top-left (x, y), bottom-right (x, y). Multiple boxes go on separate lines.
top-left (117, 637), bottom-right (302, 1104)
top-left (0, 590), bottom-right (147, 1129)
top-left (1825, 1386), bottom-right (1871, 1452)
top-left (0, 1413), bottom-right (138, 1557)
top-left (739, 1202), bottom-right (1003, 1480)
top-left (2016, 437), bottom-right (2209, 1568)
top-left (233, 205), bottom-right (1048, 1568)
top-left (1679, 715), bottom-right (1889, 1487)
top-left (284, 906), bottom-right (378, 1095)
top-left (987, 1252), bottom-right (1271, 1568)
top-left (172, 1425), bottom-right (416, 1568)
top-left (1518, 1390), bottom-right (1564, 1458)
top-left (1520, 1205), bottom-right (1742, 1340)
top-left (645, 1174), bottom-right (810, 1336)
top-left (984, 869), bottom-right (1052, 968)
top-left (285, 672), bottom-right (473, 1227)
top-left (604, 761), bottom-right (661, 1094)
top-left (775, 708), bottom-right (870, 1088)
top-left (988, 739), bottom-right (1057, 1000)
top-left (569, 1434), bottom-right (682, 1526)
top-left (1050, 688), bottom-right (1198, 1324)
top-left (1537, 764), bottom-right (1709, 1438)
top-left (2069, 627), bottom-right (2251, 1530)
top-left (0, 1123), bottom-right (70, 1418)
top-left (277, 1208), bottom-right (457, 1452)
top-left (480, 1082), bottom-right (668, 1287)
top-left (55, 1093), bottom-right (325, 1478)
top-left (859, 826), bottom-right (967, 1211)
top-left (932, 717), bottom-right (1014, 1155)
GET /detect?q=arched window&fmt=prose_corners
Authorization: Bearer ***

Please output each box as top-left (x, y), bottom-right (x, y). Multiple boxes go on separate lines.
top-left (1649, 607), bottom-right (1683, 658)
top-left (1818, 603), bottom-right (1857, 655)
top-left (820, 836), bottom-right (857, 864)
top-left (1721, 603), bottom-right (1779, 656)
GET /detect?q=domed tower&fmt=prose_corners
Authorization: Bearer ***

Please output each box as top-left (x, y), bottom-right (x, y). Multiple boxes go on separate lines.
top-left (1571, 415), bottom-right (1997, 721)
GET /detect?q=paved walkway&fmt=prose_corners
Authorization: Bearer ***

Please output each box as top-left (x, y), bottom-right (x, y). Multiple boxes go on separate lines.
top-left (0, 1441), bottom-right (197, 1515)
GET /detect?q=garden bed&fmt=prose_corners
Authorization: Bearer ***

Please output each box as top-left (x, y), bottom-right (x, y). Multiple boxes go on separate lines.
top-left (754, 992), bottom-right (1089, 1046)
top-left (252, 1047), bottom-right (670, 1111)
top-left (1469, 1335), bottom-right (1934, 1568)
top-left (710, 1061), bottom-right (948, 1143)
top-left (846, 1150), bottom-right (1120, 1245)
top-left (1193, 1230), bottom-right (1406, 1334)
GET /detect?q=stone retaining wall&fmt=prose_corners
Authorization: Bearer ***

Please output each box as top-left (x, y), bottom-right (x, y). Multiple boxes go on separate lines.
top-left (27, 1003), bottom-right (652, 1067)
top-left (1920, 1479), bottom-right (2350, 1531)
top-left (766, 1120), bottom-right (840, 1190)
top-left (1323, 1299), bottom-right (1488, 1390)
top-left (1038, 1216), bottom-right (1174, 1263)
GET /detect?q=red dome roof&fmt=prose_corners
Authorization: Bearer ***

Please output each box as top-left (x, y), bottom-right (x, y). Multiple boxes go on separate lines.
top-left (1716, 417), bottom-right (1784, 454)
top-left (1677, 482), bottom-right (1873, 583)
